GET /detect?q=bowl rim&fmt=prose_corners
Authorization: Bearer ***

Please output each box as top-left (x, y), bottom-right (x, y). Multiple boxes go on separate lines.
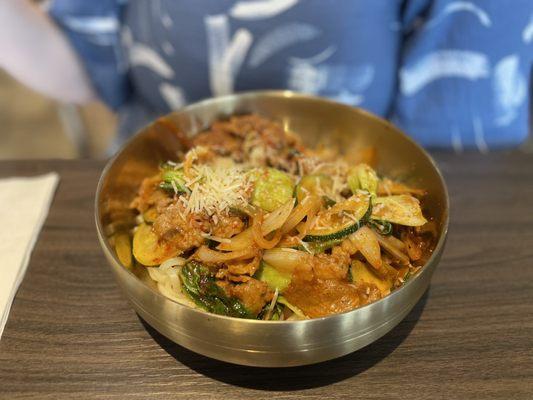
top-left (94, 90), bottom-right (450, 325)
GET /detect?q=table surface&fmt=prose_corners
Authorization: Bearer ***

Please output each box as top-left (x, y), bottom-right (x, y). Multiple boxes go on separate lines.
top-left (0, 154), bottom-right (532, 400)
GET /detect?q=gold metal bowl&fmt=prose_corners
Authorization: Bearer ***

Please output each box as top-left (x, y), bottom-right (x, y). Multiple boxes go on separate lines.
top-left (95, 91), bottom-right (449, 367)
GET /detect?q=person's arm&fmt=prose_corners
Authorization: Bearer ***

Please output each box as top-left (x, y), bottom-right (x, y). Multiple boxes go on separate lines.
top-left (0, 0), bottom-right (95, 103)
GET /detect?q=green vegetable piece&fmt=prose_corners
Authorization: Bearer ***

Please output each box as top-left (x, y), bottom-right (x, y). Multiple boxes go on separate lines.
top-left (303, 195), bottom-right (372, 243)
top-left (159, 163), bottom-right (187, 193)
top-left (347, 265), bottom-right (353, 283)
top-left (303, 223), bottom-right (361, 243)
top-left (296, 174), bottom-right (333, 203)
top-left (251, 168), bottom-right (294, 212)
top-left (298, 238), bottom-right (343, 253)
top-left (322, 196), bottom-right (336, 208)
top-left (372, 195), bottom-right (428, 226)
top-left (368, 219), bottom-right (393, 235)
top-left (348, 163), bottom-right (379, 197)
top-left (180, 261), bottom-right (255, 319)
top-left (270, 303), bottom-right (283, 320)
top-left (256, 262), bottom-right (291, 292)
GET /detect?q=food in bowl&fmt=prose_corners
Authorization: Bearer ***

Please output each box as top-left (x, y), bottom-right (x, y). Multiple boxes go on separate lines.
top-left (111, 114), bottom-right (436, 320)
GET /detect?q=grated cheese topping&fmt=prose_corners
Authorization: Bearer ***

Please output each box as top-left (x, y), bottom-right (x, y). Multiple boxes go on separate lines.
top-left (178, 161), bottom-right (252, 216)
top-left (171, 144), bottom-right (351, 218)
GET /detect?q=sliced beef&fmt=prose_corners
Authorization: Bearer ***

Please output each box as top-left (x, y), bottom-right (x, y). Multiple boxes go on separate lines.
top-left (218, 278), bottom-right (273, 316)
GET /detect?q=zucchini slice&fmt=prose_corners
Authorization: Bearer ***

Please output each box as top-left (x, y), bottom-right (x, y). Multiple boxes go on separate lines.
top-left (347, 163), bottom-right (379, 197)
top-left (303, 222), bottom-right (361, 243)
top-left (297, 238), bottom-right (342, 253)
top-left (133, 223), bottom-right (178, 266)
top-left (372, 194), bottom-right (427, 227)
top-left (256, 262), bottom-right (292, 292)
top-left (251, 168), bottom-right (294, 212)
top-left (303, 193), bottom-right (371, 242)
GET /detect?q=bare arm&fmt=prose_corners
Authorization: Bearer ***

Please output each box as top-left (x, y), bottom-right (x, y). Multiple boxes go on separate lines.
top-left (0, 0), bottom-right (96, 104)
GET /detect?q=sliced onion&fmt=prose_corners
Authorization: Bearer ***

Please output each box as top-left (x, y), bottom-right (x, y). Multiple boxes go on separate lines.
top-left (295, 220), bottom-right (306, 234)
top-left (216, 228), bottom-right (254, 252)
top-left (253, 216), bottom-right (282, 249)
top-left (386, 235), bottom-right (405, 251)
top-left (294, 210), bottom-right (319, 239)
top-left (263, 288), bottom-right (280, 320)
top-left (262, 199), bottom-right (295, 235)
top-left (159, 256), bottom-right (187, 270)
top-left (350, 226), bottom-right (382, 270)
top-left (263, 248), bottom-right (311, 274)
top-left (375, 233), bottom-right (410, 265)
top-left (219, 200), bottom-right (294, 252)
top-left (195, 246), bottom-right (256, 263)
top-left (281, 195), bottom-right (321, 234)
top-left (379, 232), bottom-right (408, 253)
top-left (340, 236), bottom-right (358, 255)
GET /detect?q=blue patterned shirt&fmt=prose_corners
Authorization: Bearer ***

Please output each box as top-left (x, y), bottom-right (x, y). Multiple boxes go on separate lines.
top-left (49, 0), bottom-right (532, 150)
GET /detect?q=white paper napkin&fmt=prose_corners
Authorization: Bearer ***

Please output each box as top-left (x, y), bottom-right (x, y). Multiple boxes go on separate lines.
top-left (0, 172), bottom-right (59, 339)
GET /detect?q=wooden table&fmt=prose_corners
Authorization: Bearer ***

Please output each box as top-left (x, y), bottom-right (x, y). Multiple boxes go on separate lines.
top-left (1, 155), bottom-right (532, 400)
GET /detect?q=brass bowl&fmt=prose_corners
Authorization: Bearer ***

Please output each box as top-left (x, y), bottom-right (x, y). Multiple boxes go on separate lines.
top-left (95, 91), bottom-right (449, 367)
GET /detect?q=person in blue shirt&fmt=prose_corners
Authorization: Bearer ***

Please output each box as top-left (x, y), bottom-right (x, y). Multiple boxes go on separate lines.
top-left (1, 0), bottom-right (531, 152)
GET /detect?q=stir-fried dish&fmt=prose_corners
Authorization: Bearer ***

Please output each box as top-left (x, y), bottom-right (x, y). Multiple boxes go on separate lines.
top-left (111, 115), bottom-right (436, 320)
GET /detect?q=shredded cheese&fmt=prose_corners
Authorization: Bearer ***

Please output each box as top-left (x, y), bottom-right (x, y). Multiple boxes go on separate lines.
top-left (179, 161), bottom-right (252, 216)
top-left (171, 179), bottom-right (179, 195)
top-left (343, 211), bottom-right (359, 223)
